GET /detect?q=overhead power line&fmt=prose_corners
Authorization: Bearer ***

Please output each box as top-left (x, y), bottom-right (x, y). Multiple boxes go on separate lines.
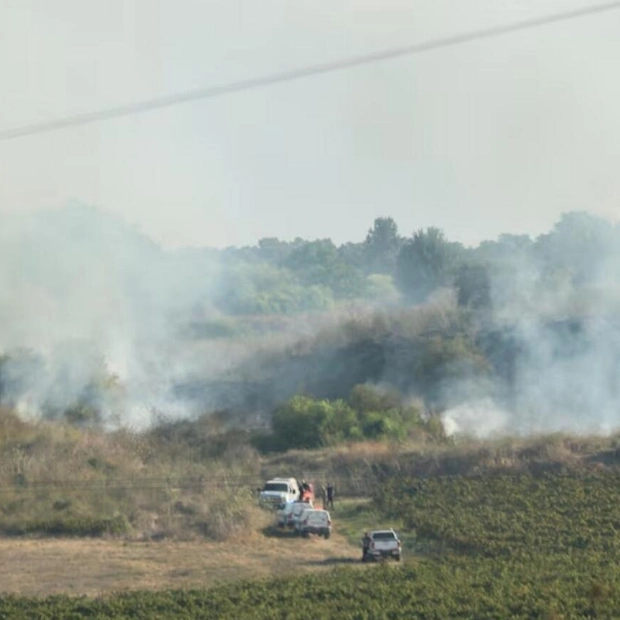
top-left (1, 0), bottom-right (619, 143)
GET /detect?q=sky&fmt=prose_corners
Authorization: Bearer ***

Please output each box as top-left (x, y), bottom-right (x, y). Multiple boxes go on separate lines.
top-left (1, 0), bottom-right (619, 249)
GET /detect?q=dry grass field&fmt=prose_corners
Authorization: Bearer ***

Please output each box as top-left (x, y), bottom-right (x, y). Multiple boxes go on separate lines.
top-left (0, 530), bottom-right (360, 597)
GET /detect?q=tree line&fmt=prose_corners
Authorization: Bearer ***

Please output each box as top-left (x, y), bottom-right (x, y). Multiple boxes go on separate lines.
top-left (210, 211), bottom-right (620, 316)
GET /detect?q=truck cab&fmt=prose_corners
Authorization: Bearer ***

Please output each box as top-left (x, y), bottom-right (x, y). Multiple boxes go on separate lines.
top-left (259, 477), bottom-right (300, 509)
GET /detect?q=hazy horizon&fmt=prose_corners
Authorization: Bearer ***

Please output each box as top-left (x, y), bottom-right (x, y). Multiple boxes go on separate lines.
top-left (2, 0), bottom-right (619, 249)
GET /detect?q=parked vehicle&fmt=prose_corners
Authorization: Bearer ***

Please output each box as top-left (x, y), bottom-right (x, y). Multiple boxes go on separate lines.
top-left (259, 478), bottom-right (300, 509)
top-left (362, 529), bottom-right (402, 562)
top-left (276, 500), bottom-right (313, 528)
top-left (296, 508), bottom-right (332, 539)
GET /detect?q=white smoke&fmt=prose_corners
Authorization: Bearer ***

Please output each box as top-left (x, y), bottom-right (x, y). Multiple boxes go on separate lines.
top-left (442, 213), bottom-right (620, 437)
top-left (442, 398), bottom-right (510, 438)
top-left (0, 204), bottom-right (225, 427)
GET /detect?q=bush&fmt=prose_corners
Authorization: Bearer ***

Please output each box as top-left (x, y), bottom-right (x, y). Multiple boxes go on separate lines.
top-left (267, 385), bottom-right (431, 452)
top-left (270, 396), bottom-right (359, 450)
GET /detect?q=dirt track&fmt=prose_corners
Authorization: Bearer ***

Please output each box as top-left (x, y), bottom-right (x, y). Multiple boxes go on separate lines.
top-left (0, 531), bottom-right (359, 597)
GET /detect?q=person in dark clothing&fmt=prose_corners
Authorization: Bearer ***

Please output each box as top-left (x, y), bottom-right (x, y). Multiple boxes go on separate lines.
top-left (362, 532), bottom-right (372, 561)
top-left (326, 482), bottom-right (334, 509)
top-left (363, 532), bottom-right (371, 548)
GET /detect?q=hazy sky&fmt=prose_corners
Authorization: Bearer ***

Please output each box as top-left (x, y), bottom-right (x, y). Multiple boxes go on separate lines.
top-left (1, 0), bottom-right (619, 249)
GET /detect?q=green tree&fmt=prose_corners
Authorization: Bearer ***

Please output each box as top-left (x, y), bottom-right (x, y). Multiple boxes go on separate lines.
top-left (363, 217), bottom-right (402, 275)
top-left (257, 237), bottom-right (304, 264)
top-left (455, 263), bottom-right (492, 311)
top-left (395, 227), bottom-right (457, 301)
top-left (216, 262), bottom-right (333, 315)
top-left (270, 395), bottom-right (359, 450)
top-left (338, 241), bottom-right (366, 272)
top-left (349, 383), bottom-right (401, 413)
top-left (283, 240), bottom-right (366, 299)
top-left (534, 212), bottom-right (617, 285)
top-left (349, 384), bottom-right (423, 441)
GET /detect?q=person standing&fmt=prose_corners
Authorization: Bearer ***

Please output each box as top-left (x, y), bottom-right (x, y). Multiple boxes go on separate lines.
top-left (321, 484), bottom-right (327, 509)
top-left (326, 482), bottom-right (335, 509)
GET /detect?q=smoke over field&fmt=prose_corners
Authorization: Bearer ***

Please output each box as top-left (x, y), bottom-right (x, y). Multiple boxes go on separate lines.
top-left (0, 205), bottom-right (619, 437)
top-left (0, 205), bottom-right (223, 427)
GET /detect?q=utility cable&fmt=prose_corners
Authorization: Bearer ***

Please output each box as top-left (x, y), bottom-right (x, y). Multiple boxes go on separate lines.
top-left (1, 0), bottom-right (619, 142)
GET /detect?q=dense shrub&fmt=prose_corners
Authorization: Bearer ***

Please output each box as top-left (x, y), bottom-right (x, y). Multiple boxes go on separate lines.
top-left (267, 385), bottom-right (433, 451)
top-left (270, 395), bottom-right (359, 450)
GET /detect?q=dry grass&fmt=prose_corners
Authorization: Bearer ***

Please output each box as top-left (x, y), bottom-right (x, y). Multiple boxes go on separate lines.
top-left (0, 408), bottom-right (270, 540)
top-left (0, 530), bottom-right (359, 597)
top-left (4, 406), bottom-right (620, 544)
top-left (262, 432), bottom-right (620, 496)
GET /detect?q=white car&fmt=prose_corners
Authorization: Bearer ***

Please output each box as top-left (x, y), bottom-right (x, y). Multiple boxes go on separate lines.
top-left (276, 500), bottom-right (313, 528)
top-left (361, 529), bottom-right (402, 562)
top-left (296, 508), bottom-right (332, 539)
top-left (259, 478), bottom-right (300, 509)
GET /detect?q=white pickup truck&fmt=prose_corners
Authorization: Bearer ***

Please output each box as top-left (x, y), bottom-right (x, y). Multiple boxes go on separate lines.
top-left (361, 529), bottom-right (402, 562)
top-left (259, 478), bottom-right (300, 509)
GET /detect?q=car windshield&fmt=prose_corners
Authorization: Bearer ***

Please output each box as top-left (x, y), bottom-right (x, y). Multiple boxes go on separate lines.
top-left (373, 532), bottom-right (397, 540)
top-left (264, 483), bottom-right (288, 492)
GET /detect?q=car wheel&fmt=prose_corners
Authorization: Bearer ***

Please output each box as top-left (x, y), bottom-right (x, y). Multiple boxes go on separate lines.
top-left (395, 554), bottom-right (402, 562)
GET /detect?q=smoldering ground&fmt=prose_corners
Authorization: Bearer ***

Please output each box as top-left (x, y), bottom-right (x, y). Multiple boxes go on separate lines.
top-left (0, 205), bottom-right (356, 427)
top-left (441, 215), bottom-right (620, 437)
top-left (0, 205), bottom-right (238, 427)
top-left (1, 205), bottom-right (619, 438)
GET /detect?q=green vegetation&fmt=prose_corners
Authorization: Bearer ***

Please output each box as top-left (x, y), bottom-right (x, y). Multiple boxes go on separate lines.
top-left (1, 557), bottom-right (619, 619)
top-left (0, 514), bottom-right (130, 537)
top-left (0, 557), bottom-right (620, 620)
top-left (263, 384), bottom-right (438, 451)
top-left (4, 210), bottom-right (619, 438)
top-left (202, 210), bottom-right (620, 318)
top-left (5, 470), bottom-right (620, 618)
top-left (3, 403), bottom-right (620, 618)
top-left (3, 195), bottom-right (620, 616)
top-left (190, 209), bottom-right (620, 320)
top-left (216, 261), bottom-right (335, 315)
top-left (375, 472), bottom-right (620, 557)
top-left (4, 390), bottom-right (620, 545)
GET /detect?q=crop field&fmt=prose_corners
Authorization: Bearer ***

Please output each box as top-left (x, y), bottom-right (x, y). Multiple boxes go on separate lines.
top-left (375, 472), bottom-right (620, 558)
top-left (1, 553), bottom-right (619, 618)
top-left (3, 470), bottom-right (620, 618)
